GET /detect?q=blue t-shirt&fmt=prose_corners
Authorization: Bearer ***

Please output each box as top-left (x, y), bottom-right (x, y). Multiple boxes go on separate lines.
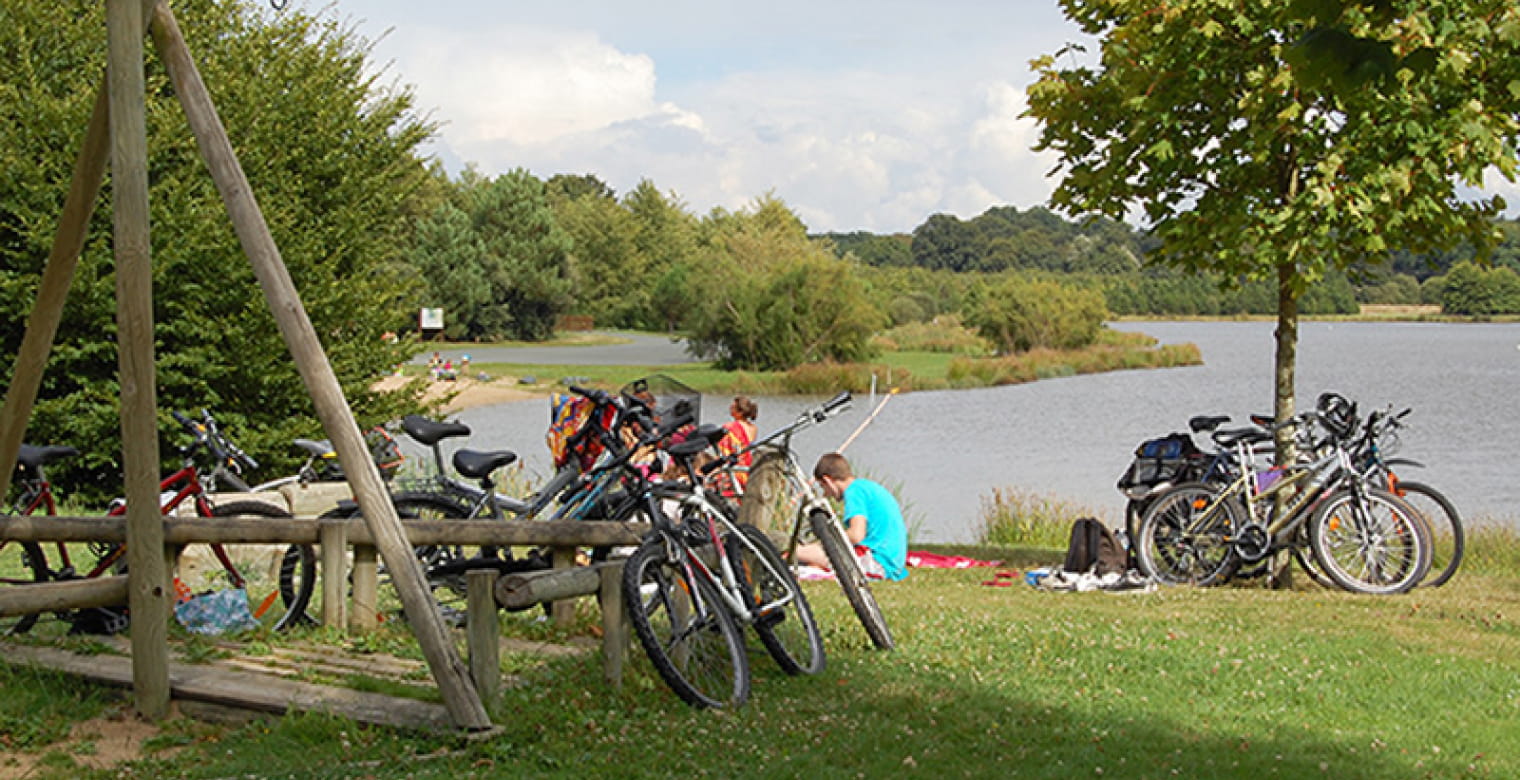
top-left (843, 478), bottom-right (908, 580)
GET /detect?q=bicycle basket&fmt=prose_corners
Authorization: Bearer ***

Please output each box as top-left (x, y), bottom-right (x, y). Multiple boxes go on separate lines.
top-left (620, 374), bottom-right (702, 427)
top-left (1116, 432), bottom-right (1201, 499)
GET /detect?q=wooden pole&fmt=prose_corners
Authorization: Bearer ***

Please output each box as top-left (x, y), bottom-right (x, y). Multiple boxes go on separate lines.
top-left (109, 0), bottom-right (170, 721)
top-left (146, 4), bottom-right (489, 729)
top-left (0, 84), bottom-right (111, 502)
top-left (466, 570), bottom-right (500, 705)
top-left (0, 575), bottom-right (129, 617)
top-left (320, 519), bottom-right (347, 630)
top-left (598, 563), bottom-right (626, 687)
top-left (350, 544), bottom-right (378, 633)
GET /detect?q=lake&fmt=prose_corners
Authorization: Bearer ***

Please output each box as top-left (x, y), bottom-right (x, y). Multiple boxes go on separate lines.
top-left (437, 321), bottom-right (1520, 544)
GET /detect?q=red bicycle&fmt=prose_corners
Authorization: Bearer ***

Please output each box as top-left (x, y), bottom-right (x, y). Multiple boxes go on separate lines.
top-left (1, 412), bottom-right (313, 635)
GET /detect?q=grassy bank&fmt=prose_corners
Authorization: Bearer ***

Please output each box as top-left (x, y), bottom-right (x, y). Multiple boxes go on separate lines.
top-left (426, 328), bottom-right (1201, 399)
top-left (3, 553), bottom-right (1517, 778)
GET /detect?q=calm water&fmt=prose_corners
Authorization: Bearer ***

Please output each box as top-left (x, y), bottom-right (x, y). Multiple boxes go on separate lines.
top-left (436, 321), bottom-right (1520, 543)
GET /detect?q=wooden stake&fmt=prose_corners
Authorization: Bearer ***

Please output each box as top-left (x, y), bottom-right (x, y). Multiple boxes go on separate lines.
top-left (147, 4), bottom-right (489, 729)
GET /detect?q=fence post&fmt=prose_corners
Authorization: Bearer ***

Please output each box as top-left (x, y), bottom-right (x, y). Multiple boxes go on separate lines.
top-left (598, 561), bottom-right (626, 687)
top-left (350, 544), bottom-right (378, 633)
top-left (320, 519), bottom-right (347, 630)
top-left (550, 546), bottom-right (577, 626)
top-left (466, 569), bottom-right (500, 705)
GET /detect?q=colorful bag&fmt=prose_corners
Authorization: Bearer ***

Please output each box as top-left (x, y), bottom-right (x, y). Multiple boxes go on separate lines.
top-left (174, 588), bottom-right (260, 635)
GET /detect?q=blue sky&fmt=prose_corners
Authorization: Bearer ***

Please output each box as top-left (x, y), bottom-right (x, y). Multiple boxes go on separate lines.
top-left (311, 1), bottom-right (1517, 234)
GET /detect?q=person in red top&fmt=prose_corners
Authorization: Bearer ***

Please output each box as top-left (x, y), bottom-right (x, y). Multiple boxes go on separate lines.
top-left (711, 396), bottom-right (757, 497)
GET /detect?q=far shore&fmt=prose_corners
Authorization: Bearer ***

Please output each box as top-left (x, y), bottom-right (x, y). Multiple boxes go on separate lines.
top-left (372, 373), bottom-right (542, 413)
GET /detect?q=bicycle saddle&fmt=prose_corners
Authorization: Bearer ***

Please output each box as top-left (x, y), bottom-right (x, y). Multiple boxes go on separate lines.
top-left (1188, 415), bottom-right (1230, 433)
top-left (402, 414), bottom-right (471, 446)
top-left (666, 424), bottom-right (728, 459)
top-left (1212, 427), bottom-right (1272, 447)
top-left (15, 444), bottom-right (79, 474)
top-left (293, 438), bottom-right (334, 458)
top-left (453, 448), bottom-right (518, 479)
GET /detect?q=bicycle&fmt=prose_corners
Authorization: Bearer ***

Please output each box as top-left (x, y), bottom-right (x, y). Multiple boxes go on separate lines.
top-left (1134, 402), bottom-right (1433, 595)
top-left (1351, 404), bottom-right (1464, 588)
top-left (714, 392), bottom-right (894, 650)
top-left (1, 412), bottom-right (312, 635)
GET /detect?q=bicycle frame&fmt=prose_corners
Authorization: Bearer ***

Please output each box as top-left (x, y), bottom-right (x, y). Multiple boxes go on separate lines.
top-left (655, 481), bottom-right (797, 626)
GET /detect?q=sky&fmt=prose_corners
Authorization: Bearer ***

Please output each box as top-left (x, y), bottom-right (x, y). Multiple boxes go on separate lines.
top-left (304, 1), bottom-right (1517, 235)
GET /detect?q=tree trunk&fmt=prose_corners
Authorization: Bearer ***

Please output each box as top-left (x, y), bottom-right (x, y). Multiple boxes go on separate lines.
top-left (1269, 260), bottom-right (1300, 590)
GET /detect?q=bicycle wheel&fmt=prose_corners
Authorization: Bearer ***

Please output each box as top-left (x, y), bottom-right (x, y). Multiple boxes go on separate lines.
top-left (726, 523), bottom-right (825, 675)
top-left (1, 540), bottom-right (52, 634)
top-left (623, 534), bottom-right (750, 708)
top-left (1134, 482), bottom-right (1241, 587)
top-left (809, 508), bottom-right (894, 650)
top-left (1393, 481), bottom-right (1464, 588)
top-left (201, 500), bottom-right (311, 632)
top-left (376, 492), bottom-right (477, 623)
top-left (1309, 487), bottom-right (1430, 595)
top-left (737, 451), bottom-right (801, 537)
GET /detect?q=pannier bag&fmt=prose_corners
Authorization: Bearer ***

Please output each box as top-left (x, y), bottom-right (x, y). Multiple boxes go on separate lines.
top-left (1115, 432), bottom-right (1200, 499)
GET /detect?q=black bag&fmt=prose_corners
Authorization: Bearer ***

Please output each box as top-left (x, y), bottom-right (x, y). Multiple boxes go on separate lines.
top-left (1062, 517), bottom-right (1127, 576)
top-left (1116, 432), bottom-right (1200, 499)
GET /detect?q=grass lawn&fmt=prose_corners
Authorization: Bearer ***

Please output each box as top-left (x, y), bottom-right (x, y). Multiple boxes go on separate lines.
top-left (4, 548), bottom-right (1517, 779)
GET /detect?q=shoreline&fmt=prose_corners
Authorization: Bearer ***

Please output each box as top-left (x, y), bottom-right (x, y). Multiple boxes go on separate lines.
top-left (372, 373), bottom-right (541, 413)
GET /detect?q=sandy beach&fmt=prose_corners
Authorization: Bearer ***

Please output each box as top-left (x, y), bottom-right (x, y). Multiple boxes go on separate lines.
top-left (371, 373), bottom-right (540, 413)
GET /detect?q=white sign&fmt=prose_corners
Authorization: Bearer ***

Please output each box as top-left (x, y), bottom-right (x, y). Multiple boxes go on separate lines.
top-left (419, 308), bottom-right (444, 330)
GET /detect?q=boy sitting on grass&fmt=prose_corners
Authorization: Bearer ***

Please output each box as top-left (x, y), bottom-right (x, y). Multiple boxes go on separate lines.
top-left (796, 452), bottom-right (908, 581)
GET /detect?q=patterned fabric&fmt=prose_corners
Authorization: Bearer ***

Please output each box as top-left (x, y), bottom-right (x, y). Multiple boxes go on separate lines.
top-left (174, 589), bottom-right (260, 635)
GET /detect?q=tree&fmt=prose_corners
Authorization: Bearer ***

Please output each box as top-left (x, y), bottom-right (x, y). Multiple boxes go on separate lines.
top-left (1, 0), bottom-right (431, 499)
top-left (964, 276), bottom-right (1107, 354)
top-left (685, 197), bottom-right (884, 370)
top-left (412, 169), bottom-right (573, 341)
top-left (623, 180), bottom-right (701, 331)
top-left (1027, 0), bottom-right (1520, 453)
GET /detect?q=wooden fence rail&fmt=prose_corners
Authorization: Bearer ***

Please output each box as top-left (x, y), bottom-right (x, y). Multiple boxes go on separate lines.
top-left (0, 515), bottom-right (649, 547)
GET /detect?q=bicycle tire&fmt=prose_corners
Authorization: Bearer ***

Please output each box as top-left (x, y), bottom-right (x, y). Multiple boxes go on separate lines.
top-left (1392, 481), bottom-right (1464, 588)
top-left (1309, 487), bottom-right (1431, 595)
top-left (623, 534), bottom-right (750, 708)
top-left (206, 501), bottom-right (311, 632)
top-left (809, 508), bottom-right (894, 650)
top-left (1, 540), bottom-right (51, 634)
top-left (737, 451), bottom-right (800, 537)
top-left (1133, 482), bottom-right (1241, 587)
top-left (727, 523), bottom-right (825, 675)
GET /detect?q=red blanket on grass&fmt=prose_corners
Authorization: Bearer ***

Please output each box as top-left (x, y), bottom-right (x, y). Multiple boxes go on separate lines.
top-left (906, 551), bottom-right (1002, 569)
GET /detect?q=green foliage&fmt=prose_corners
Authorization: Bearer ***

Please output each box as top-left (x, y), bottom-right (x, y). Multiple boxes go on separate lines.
top-left (0, 0), bottom-right (430, 499)
top-left (975, 487), bottom-right (1091, 549)
top-left (684, 196), bottom-right (885, 370)
top-left (412, 168), bottom-right (573, 341)
top-left (963, 275), bottom-right (1107, 354)
top-left (1103, 268), bottom-right (1360, 316)
top-left (870, 315), bottom-right (991, 355)
top-left (1439, 260), bottom-right (1520, 315)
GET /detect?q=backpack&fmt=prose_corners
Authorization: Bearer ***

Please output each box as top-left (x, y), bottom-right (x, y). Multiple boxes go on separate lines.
top-left (1062, 517), bottom-right (1127, 577)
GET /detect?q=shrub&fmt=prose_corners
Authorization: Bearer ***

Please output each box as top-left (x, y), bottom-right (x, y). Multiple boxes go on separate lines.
top-left (975, 487), bottom-right (1096, 549)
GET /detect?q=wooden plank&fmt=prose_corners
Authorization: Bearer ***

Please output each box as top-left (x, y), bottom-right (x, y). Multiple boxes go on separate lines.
top-left (148, 4), bottom-right (487, 730)
top-left (0, 643), bottom-right (452, 732)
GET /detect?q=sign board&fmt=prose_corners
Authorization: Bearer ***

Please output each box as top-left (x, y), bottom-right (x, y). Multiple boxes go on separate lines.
top-left (419, 308), bottom-right (444, 330)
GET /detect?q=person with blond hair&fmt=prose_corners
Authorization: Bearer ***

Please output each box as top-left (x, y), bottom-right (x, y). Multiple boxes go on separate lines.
top-left (796, 452), bottom-right (907, 580)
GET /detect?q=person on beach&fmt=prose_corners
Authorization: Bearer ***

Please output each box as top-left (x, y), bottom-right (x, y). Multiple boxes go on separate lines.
top-left (796, 452), bottom-right (908, 581)
top-left (711, 396), bottom-right (758, 496)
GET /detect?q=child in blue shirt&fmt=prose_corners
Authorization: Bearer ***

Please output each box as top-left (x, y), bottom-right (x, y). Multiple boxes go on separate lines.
top-left (796, 452), bottom-right (908, 580)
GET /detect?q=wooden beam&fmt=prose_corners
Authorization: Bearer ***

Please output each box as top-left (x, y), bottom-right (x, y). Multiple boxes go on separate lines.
top-left (0, 83), bottom-right (110, 502)
top-left (495, 564), bottom-right (606, 610)
top-left (349, 544), bottom-right (378, 633)
top-left (0, 515), bottom-right (649, 547)
top-left (598, 562), bottom-right (627, 687)
top-left (320, 519), bottom-right (347, 630)
top-left (109, 0), bottom-right (170, 722)
top-left (0, 575), bottom-right (129, 617)
top-left (147, 3), bottom-right (488, 730)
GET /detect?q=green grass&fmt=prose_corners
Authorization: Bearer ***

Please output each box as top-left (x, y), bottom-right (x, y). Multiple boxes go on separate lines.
top-left (5, 551), bottom-right (1519, 778)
